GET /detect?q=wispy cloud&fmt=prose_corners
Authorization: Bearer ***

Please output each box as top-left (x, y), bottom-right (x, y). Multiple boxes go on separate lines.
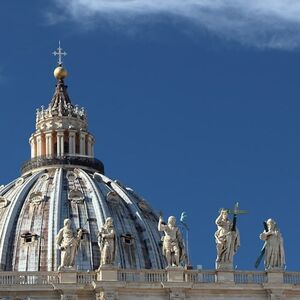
top-left (52, 0), bottom-right (300, 49)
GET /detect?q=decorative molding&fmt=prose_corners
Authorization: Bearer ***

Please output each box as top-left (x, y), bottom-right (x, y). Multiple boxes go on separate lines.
top-left (15, 177), bottom-right (24, 187)
top-left (68, 189), bottom-right (85, 204)
top-left (0, 196), bottom-right (10, 209)
top-left (29, 191), bottom-right (44, 206)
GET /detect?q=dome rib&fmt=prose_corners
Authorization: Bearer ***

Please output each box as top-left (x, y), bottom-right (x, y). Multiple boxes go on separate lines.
top-left (0, 171), bottom-right (42, 270)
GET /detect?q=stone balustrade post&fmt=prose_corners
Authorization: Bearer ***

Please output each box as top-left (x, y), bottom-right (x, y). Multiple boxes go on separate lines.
top-left (167, 267), bottom-right (184, 282)
top-left (97, 266), bottom-right (118, 281)
top-left (216, 270), bottom-right (234, 283)
top-left (267, 270), bottom-right (284, 284)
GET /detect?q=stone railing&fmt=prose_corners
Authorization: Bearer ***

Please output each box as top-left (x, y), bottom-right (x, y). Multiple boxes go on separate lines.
top-left (0, 272), bottom-right (59, 285)
top-left (0, 270), bottom-right (297, 286)
top-left (21, 155), bottom-right (105, 174)
top-left (184, 270), bottom-right (216, 283)
top-left (77, 271), bottom-right (97, 284)
top-left (284, 272), bottom-right (300, 285)
top-left (118, 269), bottom-right (168, 282)
top-left (234, 271), bottom-right (267, 284)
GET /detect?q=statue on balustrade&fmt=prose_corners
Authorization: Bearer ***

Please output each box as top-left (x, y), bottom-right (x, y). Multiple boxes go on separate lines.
top-left (56, 218), bottom-right (82, 271)
top-left (259, 218), bottom-right (285, 270)
top-left (158, 215), bottom-right (185, 267)
top-left (98, 217), bottom-right (116, 267)
top-left (215, 208), bottom-right (240, 270)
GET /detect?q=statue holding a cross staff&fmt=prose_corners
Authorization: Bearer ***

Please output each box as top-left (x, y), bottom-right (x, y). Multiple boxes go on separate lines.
top-left (215, 203), bottom-right (246, 270)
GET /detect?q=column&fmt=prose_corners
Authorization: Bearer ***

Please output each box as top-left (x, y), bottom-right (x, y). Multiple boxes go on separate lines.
top-left (30, 137), bottom-right (36, 159)
top-left (36, 134), bottom-right (42, 157)
top-left (69, 130), bottom-right (76, 156)
top-left (57, 131), bottom-right (64, 157)
top-left (45, 131), bottom-right (53, 157)
top-left (80, 132), bottom-right (87, 156)
top-left (91, 140), bottom-right (94, 157)
top-left (87, 135), bottom-right (93, 157)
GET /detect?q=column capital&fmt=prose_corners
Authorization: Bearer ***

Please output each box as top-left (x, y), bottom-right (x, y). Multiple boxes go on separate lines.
top-left (80, 130), bottom-right (88, 136)
top-left (56, 130), bottom-right (65, 136)
top-left (44, 130), bottom-right (53, 137)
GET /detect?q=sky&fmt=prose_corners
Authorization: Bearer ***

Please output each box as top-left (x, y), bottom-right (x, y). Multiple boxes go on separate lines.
top-left (0, 1), bottom-right (300, 271)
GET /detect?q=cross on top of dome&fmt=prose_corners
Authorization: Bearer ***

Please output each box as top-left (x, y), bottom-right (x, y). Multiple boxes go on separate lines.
top-left (52, 41), bottom-right (67, 66)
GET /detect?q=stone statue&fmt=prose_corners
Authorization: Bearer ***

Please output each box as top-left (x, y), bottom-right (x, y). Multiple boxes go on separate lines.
top-left (158, 215), bottom-right (185, 267)
top-left (215, 209), bottom-right (240, 269)
top-left (259, 218), bottom-right (285, 270)
top-left (56, 218), bottom-right (82, 271)
top-left (98, 217), bottom-right (116, 267)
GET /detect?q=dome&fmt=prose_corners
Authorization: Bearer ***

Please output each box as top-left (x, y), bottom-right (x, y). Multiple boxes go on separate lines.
top-left (0, 61), bottom-right (165, 271)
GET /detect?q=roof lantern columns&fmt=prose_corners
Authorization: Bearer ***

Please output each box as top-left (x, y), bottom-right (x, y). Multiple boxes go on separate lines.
top-left (29, 130), bottom-right (95, 159)
top-left (29, 137), bottom-right (36, 159)
top-left (36, 134), bottom-right (43, 157)
top-left (24, 43), bottom-right (100, 174)
top-left (68, 130), bottom-right (76, 156)
top-left (56, 131), bottom-right (64, 157)
top-left (80, 132), bottom-right (87, 156)
top-left (45, 131), bottom-right (53, 157)
top-left (87, 135), bottom-right (94, 157)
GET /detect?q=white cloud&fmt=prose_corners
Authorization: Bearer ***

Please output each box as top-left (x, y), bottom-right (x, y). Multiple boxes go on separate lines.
top-left (53, 0), bottom-right (300, 49)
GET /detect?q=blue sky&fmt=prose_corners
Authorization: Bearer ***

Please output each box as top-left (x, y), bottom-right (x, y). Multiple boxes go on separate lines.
top-left (1, 1), bottom-right (300, 270)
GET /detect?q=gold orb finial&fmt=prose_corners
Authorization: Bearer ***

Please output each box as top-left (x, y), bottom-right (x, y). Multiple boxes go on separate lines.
top-left (54, 66), bottom-right (68, 80)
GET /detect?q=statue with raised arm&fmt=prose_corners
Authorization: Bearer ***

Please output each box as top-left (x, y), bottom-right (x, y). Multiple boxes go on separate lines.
top-left (215, 208), bottom-right (240, 270)
top-left (56, 218), bottom-right (83, 271)
top-left (98, 217), bottom-right (116, 267)
top-left (158, 215), bottom-right (185, 267)
top-left (259, 218), bottom-right (285, 270)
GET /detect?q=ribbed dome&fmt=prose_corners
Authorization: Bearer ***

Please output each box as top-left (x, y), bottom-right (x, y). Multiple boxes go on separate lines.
top-left (0, 167), bottom-right (164, 271)
top-left (0, 51), bottom-right (166, 271)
